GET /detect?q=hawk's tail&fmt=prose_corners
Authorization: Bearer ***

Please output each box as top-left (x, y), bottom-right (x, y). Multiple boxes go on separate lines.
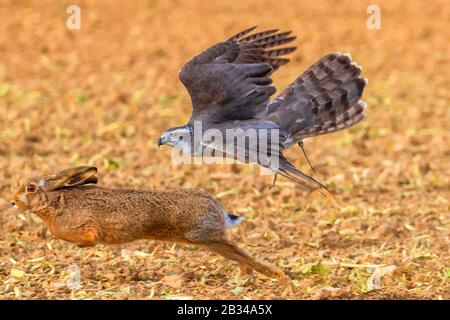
top-left (269, 52), bottom-right (367, 145)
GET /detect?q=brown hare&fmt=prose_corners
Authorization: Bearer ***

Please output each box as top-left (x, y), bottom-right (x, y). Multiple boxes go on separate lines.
top-left (10, 166), bottom-right (289, 284)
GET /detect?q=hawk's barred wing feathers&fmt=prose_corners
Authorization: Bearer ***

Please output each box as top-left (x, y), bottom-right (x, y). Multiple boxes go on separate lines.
top-left (179, 26), bottom-right (296, 121)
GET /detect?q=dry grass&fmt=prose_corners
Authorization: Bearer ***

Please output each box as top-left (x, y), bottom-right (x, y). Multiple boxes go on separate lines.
top-left (0, 0), bottom-right (449, 299)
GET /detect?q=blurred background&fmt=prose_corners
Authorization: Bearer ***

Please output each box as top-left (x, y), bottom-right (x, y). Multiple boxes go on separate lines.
top-left (0, 0), bottom-right (448, 299)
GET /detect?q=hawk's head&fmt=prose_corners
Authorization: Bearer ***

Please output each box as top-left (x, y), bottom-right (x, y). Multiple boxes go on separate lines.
top-left (157, 125), bottom-right (192, 153)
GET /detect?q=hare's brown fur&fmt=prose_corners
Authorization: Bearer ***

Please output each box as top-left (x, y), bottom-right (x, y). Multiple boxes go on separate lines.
top-left (11, 166), bottom-right (289, 283)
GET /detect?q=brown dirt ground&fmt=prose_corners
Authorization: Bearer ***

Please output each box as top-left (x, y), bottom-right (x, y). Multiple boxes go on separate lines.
top-left (0, 0), bottom-right (448, 300)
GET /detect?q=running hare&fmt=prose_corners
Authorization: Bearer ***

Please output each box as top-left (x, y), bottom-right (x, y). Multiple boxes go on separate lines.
top-left (10, 166), bottom-right (289, 283)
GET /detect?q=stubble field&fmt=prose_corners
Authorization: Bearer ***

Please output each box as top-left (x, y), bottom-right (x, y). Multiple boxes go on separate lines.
top-left (0, 0), bottom-right (448, 299)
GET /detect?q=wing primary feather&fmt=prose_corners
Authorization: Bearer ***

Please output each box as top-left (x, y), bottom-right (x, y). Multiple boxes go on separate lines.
top-left (251, 31), bottom-right (293, 44)
top-left (238, 29), bottom-right (279, 42)
top-left (228, 26), bottom-right (258, 41)
top-left (255, 36), bottom-right (297, 49)
top-left (266, 58), bottom-right (290, 69)
top-left (264, 47), bottom-right (297, 57)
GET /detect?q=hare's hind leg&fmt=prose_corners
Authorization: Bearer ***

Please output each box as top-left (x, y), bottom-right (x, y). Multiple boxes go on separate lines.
top-left (204, 239), bottom-right (287, 281)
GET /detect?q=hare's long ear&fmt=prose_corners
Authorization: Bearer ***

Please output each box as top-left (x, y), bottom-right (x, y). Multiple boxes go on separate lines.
top-left (46, 166), bottom-right (98, 191)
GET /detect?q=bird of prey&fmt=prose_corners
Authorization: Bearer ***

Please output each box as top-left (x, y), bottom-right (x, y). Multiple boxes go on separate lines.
top-left (158, 26), bottom-right (367, 195)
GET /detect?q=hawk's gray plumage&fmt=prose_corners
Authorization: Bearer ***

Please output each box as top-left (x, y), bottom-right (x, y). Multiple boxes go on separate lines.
top-left (158, 26), bottom-right (367, 195)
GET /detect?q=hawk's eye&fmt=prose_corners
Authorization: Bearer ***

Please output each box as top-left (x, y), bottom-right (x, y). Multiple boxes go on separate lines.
top-left (179, 135), bottom-right (184, 141)
top-left (26, 184), bottom-right (37, 193)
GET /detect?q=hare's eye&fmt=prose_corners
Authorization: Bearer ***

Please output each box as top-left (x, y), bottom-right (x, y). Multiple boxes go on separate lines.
top-left (26, 184), bottom-right (37, 193)
top-left (179, 135), bottom-right (184, 141)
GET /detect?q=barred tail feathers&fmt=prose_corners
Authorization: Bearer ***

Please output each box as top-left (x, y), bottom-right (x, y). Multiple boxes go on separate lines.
top-left (269, 52), bottom-right (367, 144)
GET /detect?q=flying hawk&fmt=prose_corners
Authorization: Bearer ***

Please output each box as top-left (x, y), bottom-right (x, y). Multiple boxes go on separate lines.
top-left (158, 26), bottom-right (367, 195)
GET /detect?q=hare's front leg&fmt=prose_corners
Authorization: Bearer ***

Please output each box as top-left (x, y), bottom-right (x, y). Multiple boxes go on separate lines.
top-left (54, 221), bottom-right (99, 247)
top-left (74, 227), bottom-right (99, 247)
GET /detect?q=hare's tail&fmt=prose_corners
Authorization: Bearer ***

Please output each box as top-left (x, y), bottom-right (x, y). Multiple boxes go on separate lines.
top-left (224, 212), bottom-right (244, 228)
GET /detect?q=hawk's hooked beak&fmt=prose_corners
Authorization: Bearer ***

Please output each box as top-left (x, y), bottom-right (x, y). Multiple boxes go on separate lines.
top-left (158, 134), bottom-right (168, 147)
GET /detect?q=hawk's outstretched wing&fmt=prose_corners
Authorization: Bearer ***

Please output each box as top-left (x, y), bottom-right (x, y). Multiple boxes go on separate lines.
top-left (179, 26), bottom-right (297, 122)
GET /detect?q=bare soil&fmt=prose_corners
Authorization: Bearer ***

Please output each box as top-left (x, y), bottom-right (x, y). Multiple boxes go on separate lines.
top-left (0, 0), bottom-right (448, 299)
